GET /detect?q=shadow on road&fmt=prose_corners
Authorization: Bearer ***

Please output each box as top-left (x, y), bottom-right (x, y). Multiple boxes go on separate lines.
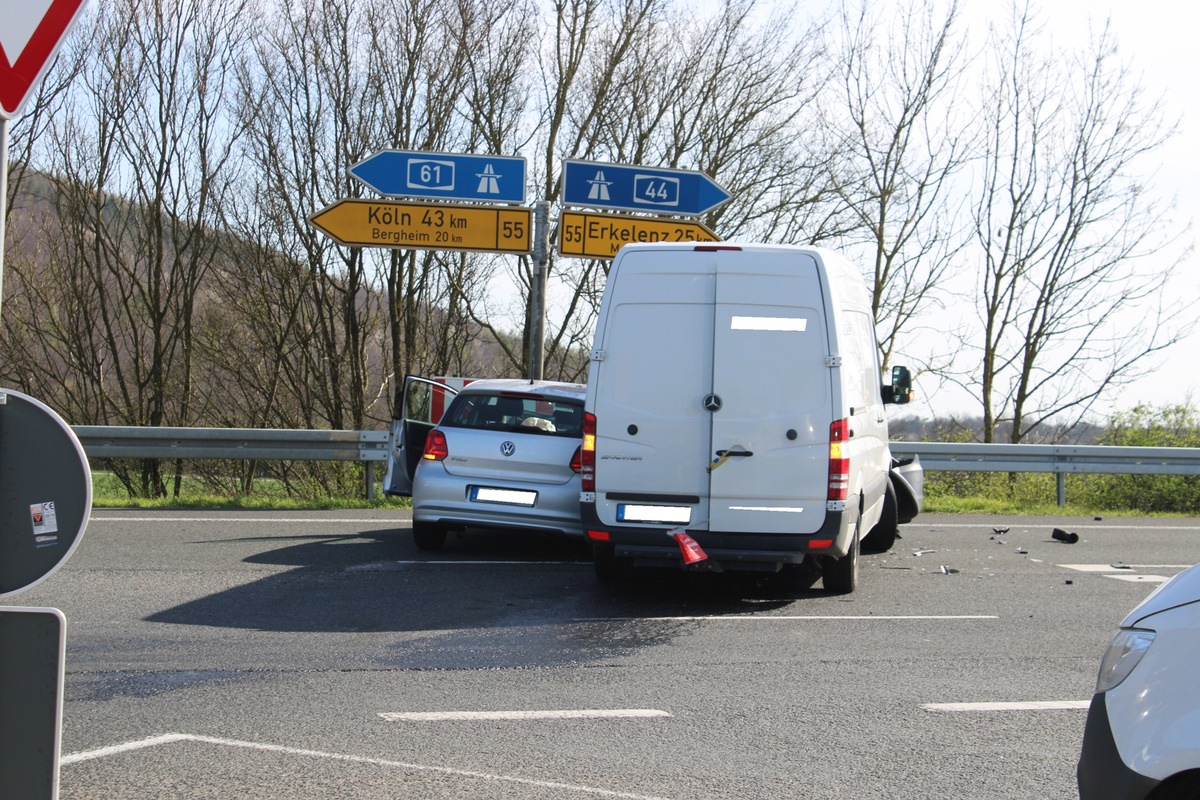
top-left (142, 524), bottom-right (830, 668)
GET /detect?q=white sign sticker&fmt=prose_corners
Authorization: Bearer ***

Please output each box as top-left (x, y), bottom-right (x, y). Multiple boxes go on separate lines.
top-left (30, 501), bottom-right (59, 543)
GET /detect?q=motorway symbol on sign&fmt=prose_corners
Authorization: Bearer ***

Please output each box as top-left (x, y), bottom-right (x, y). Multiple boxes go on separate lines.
top-left (308, 199), bottom-right (533, 254)
top-left (557, 210), bottom-right (719, 259)
top-left (561, 159), bottom-right (731, 216)
top-left (0, 0), bottom-right (89, 118)
top-left (351, 150), bottom-right (526, 204)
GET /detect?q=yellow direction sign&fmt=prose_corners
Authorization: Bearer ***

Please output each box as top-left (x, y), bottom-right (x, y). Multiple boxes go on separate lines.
top-left (558, 210), bottom-right (719, 259)
top-left (308, 199), bottom-right (532, 254)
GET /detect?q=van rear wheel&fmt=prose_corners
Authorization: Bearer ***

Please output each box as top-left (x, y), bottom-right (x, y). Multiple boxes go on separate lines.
top-left (862, 479), bottom-right (898, 554)
top-left (822, 525), bottom-right (860, 594)
top-left (593, 543), bottom-right (634, 582)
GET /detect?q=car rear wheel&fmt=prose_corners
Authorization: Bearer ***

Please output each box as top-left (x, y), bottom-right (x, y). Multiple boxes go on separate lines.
top-left (822, 524), bottom-right (859, 594)
top-left (412, 521), bottom-right (447, 551)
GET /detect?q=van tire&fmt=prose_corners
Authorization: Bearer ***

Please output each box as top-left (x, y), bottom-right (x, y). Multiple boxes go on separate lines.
top-left (822, 524), bottom-right (860, 594)
top-left (412, 521), bottom-right (447, 551)
top-left (862, 479), bottom-right (898, 554)
top-left (593, 544), bottom-right (633, 582)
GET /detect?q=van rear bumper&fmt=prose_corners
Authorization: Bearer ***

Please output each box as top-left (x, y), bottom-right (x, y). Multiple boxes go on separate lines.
top-left (582, 504), bottom-right (847, 570)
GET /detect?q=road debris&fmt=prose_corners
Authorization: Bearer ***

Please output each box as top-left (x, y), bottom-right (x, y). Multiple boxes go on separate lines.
top-left (1051, 528), bottom-right (1080, 544)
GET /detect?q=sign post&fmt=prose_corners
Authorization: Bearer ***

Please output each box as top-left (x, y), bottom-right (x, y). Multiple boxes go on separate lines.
top-left (0, 389), bottom-right (92, 800)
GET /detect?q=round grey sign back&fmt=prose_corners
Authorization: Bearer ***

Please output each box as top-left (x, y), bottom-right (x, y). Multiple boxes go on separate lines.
top-left (0, 389), bottom-right (91, 598)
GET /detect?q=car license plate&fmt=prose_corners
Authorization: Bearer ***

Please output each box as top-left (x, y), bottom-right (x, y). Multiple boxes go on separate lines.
top-left (470, 486), bottom-right (537, 507)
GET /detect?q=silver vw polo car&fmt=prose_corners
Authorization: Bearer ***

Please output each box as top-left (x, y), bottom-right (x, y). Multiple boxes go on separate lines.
top-left (384, 377), bottom-right (586, 550)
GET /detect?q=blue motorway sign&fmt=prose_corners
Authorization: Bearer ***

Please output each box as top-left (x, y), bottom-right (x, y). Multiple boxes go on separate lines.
top-left (561, 159), bottom-right (731, 216)
top-left (351, 150), bottom-right (526, 204)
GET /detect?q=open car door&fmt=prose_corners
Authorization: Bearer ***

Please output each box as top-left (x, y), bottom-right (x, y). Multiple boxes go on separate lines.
top-left (383, 376), bottom-right (459, 496)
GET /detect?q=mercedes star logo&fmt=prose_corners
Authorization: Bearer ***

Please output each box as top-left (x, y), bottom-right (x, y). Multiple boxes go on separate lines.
top-left (500, 441), bottom-right (516, 457)
top-left (703, 394), bottom-right (722, 412)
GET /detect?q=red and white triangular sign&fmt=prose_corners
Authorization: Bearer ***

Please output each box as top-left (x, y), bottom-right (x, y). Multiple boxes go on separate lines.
top-left (0, 0), bottom-right (89, 119)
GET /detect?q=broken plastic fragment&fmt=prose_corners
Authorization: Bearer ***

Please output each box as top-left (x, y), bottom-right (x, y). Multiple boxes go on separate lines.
top-left (667, 527), bottom-right (708, 564)
top-left (939, 565), bottom-right (959, 574)
top-left (1051, 528), bottom-right (1079, 544)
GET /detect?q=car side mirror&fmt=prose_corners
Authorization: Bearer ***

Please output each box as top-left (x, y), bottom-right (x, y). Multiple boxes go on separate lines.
top-left (885, 365), bottom-right (913, 405)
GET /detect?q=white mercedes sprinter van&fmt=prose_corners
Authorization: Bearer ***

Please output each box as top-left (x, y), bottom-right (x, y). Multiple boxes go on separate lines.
top-left (579, 242), bottom-right (916, 592)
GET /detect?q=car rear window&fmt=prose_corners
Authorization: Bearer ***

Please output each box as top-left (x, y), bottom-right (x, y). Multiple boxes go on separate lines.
top-left (443, 393), bottom-right (584, 437)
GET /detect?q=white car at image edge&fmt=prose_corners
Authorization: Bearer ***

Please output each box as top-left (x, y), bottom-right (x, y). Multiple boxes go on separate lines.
top-left (1078, 562), bottom-right (1200, 799)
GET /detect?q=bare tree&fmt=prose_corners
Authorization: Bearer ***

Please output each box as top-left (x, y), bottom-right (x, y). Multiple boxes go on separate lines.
top-left (966, 6), bottom-right (1190, 442)
top-left (828, 0), bottom-right (973, 369)
top-left (1, 0), bottom-right (248, 497)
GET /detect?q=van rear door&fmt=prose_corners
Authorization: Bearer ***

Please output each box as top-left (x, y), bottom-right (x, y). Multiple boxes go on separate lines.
top-left (589, 250), bottom-right (718, 529)
top-left (590, 247), bottom-right (833, 536)
top-left (707, 250), bottom-right (830, 534)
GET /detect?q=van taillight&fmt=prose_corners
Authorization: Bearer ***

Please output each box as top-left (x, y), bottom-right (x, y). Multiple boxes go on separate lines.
top-left (423, 430), bottom-right (449, 461)
top-left (570, 445), bottom-right (582, 474)
top-left (581, 412), bottom-right (597, 491)
top-left (827, 419), bottom-right (849, 500)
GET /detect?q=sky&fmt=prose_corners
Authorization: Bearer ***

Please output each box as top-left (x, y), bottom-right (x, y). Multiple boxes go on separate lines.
top-left (901, 0), bottom-right (1200, 420)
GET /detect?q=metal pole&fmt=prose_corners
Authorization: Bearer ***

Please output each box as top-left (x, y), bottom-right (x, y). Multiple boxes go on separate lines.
top-left (1057, 473), bottom-right (1066, 507)
top-left (1, 116), bottom-right (8, 330)
top-left (528, 201), bottom-right (550, 382)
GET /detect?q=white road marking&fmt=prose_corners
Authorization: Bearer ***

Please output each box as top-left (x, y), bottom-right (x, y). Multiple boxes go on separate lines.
top-left (380, 709), bottom-right (671, 722)
top-left (89, 516), bottom-right (402, 523)
top-left (61, 733), bottom-right (191, 765)
top-left (63, 732), bottom-right (671, 800)
top-left (1061, 564), bottom-right (1191, 572)
top-left (1105, 574), bottom-right (1169, 583)
top-left (349, 561), bottom-right (581, 568)
top-left (582, 615), bottom-right (998, 622)
top-left (923, 701), bottom-right (1091, 712)
top-left (922, 523), bottom-right (1200, 531)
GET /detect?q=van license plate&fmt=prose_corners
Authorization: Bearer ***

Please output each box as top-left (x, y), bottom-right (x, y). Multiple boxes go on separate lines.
top-left (617, 504), bottom-right (691, 524)
top-left (470, 487), bottom-right (537, 507)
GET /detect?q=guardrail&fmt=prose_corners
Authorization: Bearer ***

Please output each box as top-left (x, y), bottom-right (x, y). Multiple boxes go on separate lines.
top-left (890, 442), bottom-right (1200, 506)
top-left (74, 426), bottom-right (391, 500)
top-left (71, 427), bottom-right (1200, 505)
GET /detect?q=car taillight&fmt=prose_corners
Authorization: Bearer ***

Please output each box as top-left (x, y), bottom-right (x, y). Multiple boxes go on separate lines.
top-left (827, 418), bottom-right (849, 500)
top-left (423, 430), bottom-right (449, 461)
top-left (581, 412), bottom-right (596, 491)
top-left (570, 445), bottom-right (582, 474)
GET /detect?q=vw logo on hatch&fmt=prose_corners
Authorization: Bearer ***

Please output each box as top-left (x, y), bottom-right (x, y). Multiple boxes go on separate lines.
top-left (500, 441), bottom-right (516, 457)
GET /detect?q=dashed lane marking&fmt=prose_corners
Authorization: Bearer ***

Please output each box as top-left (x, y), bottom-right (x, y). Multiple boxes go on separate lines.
top-left (923, 701), bottom-right (1091, 712)
top-left (380, 709), bottom-right (672, 722)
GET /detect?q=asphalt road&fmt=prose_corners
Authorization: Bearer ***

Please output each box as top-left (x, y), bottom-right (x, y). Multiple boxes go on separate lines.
top-left (11, 511), bottom-right (1200, 799)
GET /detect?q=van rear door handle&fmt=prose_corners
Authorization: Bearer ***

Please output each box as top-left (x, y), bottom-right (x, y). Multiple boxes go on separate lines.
top-left (715, 449), bottom-right (753, 457)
